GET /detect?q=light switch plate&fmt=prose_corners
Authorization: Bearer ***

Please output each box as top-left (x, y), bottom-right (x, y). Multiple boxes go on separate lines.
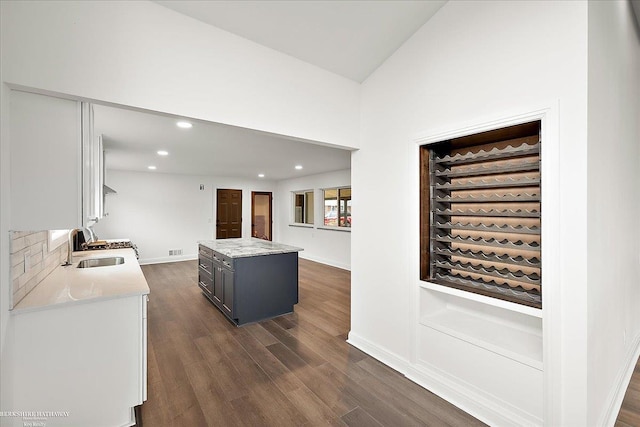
top-left (24, 250), bottom-right (31, 273)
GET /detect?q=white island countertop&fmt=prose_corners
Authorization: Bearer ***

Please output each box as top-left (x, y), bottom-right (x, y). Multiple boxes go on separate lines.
top-left (199, 238), bottom-right (303, 258)
top-left (12, 248), bottom-right (150, 314)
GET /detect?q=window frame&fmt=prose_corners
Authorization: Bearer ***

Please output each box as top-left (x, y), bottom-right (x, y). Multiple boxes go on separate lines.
top-left (48, 229), bottom-right (69, 252)
top-left (291, 190), bottom-right (315, 226)
top-left (321, 186), bottom-right (351, 230)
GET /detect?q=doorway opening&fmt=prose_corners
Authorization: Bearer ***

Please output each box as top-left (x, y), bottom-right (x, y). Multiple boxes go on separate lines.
top-left (216, 189), bottom-right (242, 239)
top-left (251, 191), bottom-right (272, 241)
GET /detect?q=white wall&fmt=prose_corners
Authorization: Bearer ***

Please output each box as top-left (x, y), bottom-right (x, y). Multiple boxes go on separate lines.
top-left (93, 170), bottom-right (276, 264)
top-left (352, 1), bottom-right (588, 425)
top-left (275, 169), bottom-right (351, 270)
top-left (94, 168), bottom-right (351, 269)
top-left (0, 0), bottom-right (360, 149)
top-left (586, 1), bottom-right (640, 425)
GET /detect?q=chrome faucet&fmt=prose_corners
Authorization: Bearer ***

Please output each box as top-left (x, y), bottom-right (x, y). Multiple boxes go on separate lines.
top-left (63, 227), bottom-right (96, 266)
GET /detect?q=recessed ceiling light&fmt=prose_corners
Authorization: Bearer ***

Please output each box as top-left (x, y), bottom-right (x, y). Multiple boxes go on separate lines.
top-left (176, 121), bottom-right (192, 129)
top-left (148, 165), bottom-right (157, 170)
top-left (258, 174), bottom-right (265, 178)
top-left (157, 150), bottom-right (169, 156)
top-left (295, 165), bottom-right (303, 170)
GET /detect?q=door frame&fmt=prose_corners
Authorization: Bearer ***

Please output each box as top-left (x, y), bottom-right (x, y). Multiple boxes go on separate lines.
top-left (251, 191), bottom-right (273, 241)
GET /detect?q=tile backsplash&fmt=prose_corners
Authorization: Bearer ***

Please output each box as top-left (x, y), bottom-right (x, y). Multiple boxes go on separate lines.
top-left (10, 230), bottom-right (68, 308)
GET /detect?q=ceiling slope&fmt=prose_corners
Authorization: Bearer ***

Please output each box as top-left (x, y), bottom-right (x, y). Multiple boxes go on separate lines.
top-left (155, 0), bottom-right (447, 82)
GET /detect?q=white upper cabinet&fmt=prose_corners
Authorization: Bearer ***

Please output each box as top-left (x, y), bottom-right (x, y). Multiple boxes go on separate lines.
top-left (10, 90), bottom-right (82, 230)
top-left (10, 91), bottom-right (104, 230)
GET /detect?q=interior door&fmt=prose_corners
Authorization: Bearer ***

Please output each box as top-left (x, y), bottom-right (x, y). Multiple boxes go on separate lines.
top-left (216, 189), bottom-right (242, 239)
top-left (251, 191), bottom-right (272, 241)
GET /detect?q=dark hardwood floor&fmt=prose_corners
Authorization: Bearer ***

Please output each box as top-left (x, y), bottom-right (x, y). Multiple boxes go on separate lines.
top-left (616, 357), bottom-right (640, 426)
top-left (140, 258), bottom-right (485, 426)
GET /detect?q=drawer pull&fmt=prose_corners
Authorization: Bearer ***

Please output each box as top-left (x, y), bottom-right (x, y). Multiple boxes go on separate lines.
top-left (199, 263), bottom-right (209, 271)
top-left (199, 280), bottom-right (207, 288)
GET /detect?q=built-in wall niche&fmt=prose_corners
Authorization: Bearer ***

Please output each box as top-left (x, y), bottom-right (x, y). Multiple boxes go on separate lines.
top-left (419, 285), bottom-right (542, 370)
top-left (415, 119), bottom-right (545, 425)
top-left (417, 285), bottom-right (543, 423)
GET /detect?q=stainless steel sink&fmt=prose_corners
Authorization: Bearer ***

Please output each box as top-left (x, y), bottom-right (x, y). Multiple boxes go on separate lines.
top-left (77, 257), bottom-right (125, 268)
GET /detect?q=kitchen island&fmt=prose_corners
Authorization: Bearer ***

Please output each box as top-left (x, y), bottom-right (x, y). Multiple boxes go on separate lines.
top-left (198, 238), bottom-right (302, 326)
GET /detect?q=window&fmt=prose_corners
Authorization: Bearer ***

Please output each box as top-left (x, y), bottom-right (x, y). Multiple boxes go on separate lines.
top-left (323, 187), bottom-right (351, 228)
top-left (293, 190), bottom-right (314, 224)
top-left (48, 229), bottom-right (69, 251)
top-left (420, 121), bottom-right (541, 308)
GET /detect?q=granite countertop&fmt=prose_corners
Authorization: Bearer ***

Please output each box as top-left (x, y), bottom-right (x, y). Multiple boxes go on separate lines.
top-left (199, 238), bottom-right (303, 259)
top-left (12, 248), bottom-right (150, 314)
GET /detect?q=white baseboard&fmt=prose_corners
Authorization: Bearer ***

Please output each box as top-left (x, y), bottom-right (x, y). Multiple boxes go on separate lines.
top-left (138, 254), bottom-right (197, 265)
top-left (347, 332), bottom-right (409, 374)
top-left (405, 362), bottom-right (539, 427)
top-left (299, 253), bottom-right (350, 271)
top-left (599, 332), bottom-right (640, 426)
top-left (348, 331), bottom-right (541, 427)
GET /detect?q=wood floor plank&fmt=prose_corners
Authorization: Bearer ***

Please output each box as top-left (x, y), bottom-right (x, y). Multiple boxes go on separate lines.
top-left (192, 388), bottom-right (246, 427)
top-left (356, 357), bottom-right (485, 426)
top-left (140, 365), bottom-right (171, 425)
top-left (262, 319), bottom-right (327, 367)
top-left (233, 327), bottom-right (305, 393)
top-left (286, 385), bottom-right (345, 425)
top-left (266, 342), bottom-right (309, 372)
top-left (285, 320), bottom-right (370, 383)
top-left (317, 362), bottom-right (424, 426)
top-left (224, 343), bottom-right (273, 387)
top-left (617, 354), bottom-right (640, 425)
top-left (205, 356), bottom-right (251, 402)
top-left (140, 258), bottom-right (485, 426)
top-left (244, 322), bottom-right (279, 346)
top-left (341, 407), bottom-right (384, 427)
top-left (247, 382), bottom-right (310, 426)
top-left (617, 407), bottom-right (640, 427)
top-left (229, 395), bottom-right (271, 427)
top-left (293, 363), bottom-right (360, 417)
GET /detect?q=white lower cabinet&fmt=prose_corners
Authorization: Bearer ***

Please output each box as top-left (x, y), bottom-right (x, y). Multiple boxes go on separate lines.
top-left (11, 294), bottom-right (148, 427)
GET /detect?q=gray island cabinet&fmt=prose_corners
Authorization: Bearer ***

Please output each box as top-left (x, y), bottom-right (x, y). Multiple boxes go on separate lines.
top-left (198, 238), bottom-right (303, 326)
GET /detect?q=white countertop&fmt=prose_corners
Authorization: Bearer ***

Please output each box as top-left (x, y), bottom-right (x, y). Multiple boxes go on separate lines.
top-left (12, 248), bottom-right (150, 314)
top-left (199, 238), bottom-right (303, 258)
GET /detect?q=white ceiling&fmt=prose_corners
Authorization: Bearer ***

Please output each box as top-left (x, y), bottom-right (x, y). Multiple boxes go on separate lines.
top-left (155, 0), bottom-right (447, 82)
top-left (93, 104), bottom-right (351, 181)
